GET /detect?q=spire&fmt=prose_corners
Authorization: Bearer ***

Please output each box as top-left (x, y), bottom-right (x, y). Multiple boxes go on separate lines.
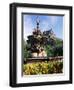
top-left (36, 16), bottom-right (40, 30)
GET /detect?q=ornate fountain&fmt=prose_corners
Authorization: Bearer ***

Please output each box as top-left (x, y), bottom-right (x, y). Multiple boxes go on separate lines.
top-left (27, 17), bottom-right (47, 58)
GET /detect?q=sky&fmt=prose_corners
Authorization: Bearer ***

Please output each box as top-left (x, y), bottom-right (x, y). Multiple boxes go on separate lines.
top-left (23, 14), bottom-right (64, 40)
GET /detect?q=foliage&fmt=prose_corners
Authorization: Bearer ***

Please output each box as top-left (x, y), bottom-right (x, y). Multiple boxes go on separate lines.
top-left (24, 41), bottom-right (31, 58)
top-left (53, 38), bottom-right (63, 56)
top-left (55, 38), bottom-right (63, 46)
top-left (44, 45), bottom-right (54, 57)
top-left (44, 38), bottom-right (63, 57)
top-left (23, 61), bottom-right (63, 75)
top-left (24, 38), bottom-right (63, 58)
top-left (53, 45), bottom-right (63, 56)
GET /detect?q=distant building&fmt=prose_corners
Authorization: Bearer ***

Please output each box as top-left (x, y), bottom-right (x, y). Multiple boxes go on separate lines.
top-left (43, 29), bottom-right (56, 45)
top-left (43, 28), bottom-right (56, 38)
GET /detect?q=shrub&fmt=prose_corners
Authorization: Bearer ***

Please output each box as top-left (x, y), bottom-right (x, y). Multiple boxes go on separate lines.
top-left (23, 61), bottom-right (63, 75)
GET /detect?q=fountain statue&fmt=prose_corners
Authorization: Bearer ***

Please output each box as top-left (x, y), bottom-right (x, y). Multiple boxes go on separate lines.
top-left (27, 17), bottom-right (47, 58)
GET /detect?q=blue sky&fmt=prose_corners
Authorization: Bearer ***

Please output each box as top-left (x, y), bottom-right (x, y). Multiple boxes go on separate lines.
top-left (23, 14), bottom-right (64, 40)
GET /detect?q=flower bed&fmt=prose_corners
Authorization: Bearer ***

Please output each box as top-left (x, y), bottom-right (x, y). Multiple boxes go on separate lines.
top-left (23, 60), bottom-right (63, 75)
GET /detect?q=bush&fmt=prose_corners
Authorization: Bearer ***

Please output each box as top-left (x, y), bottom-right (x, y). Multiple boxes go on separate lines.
top-left (23, 61), bottom-right (63, 75)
